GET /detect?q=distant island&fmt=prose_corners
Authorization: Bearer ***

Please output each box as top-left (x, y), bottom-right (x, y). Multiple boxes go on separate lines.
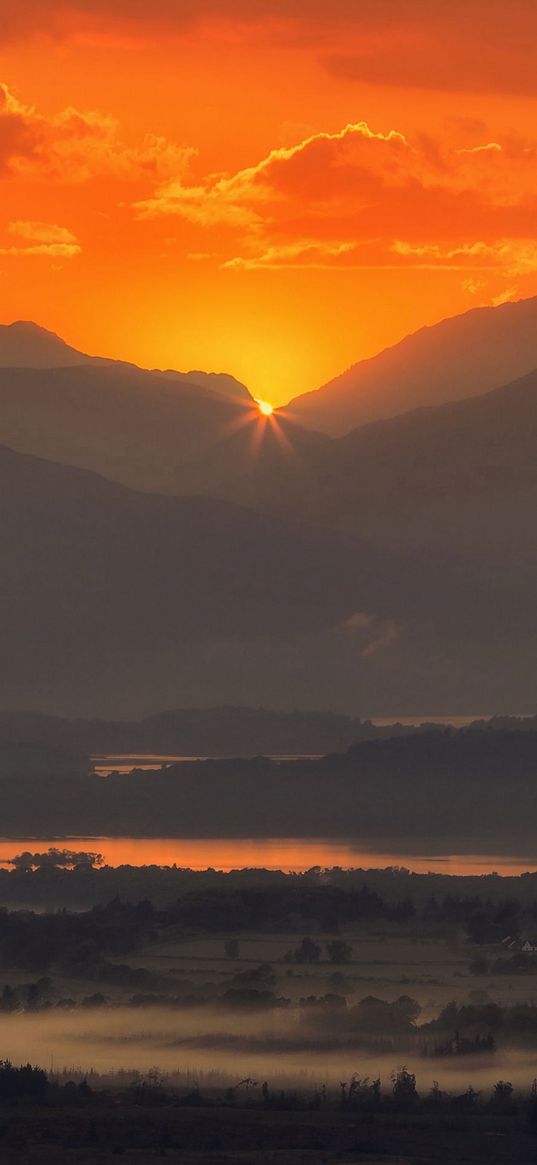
top-left (1, 724), bottom-right (537, 849)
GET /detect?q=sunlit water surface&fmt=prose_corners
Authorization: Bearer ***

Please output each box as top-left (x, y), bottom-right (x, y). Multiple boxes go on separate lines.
top-left (0, 836), bottom-right (535, 875)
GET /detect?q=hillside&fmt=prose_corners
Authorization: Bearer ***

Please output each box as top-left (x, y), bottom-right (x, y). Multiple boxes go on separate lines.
top-left (0, 320), bottom-right (253, 404)
top-left (4, 323), bottom-right (537, 719)
top-left (0, 360), bottom-right (326, 495)
top-left (1, 730), bottom-right (537, 845)
top-left (210, 367), bottom-right (537, 717)
top-left (229, 368), bottom-right (537, 561)
top-left (287, 296), bottom-right (537, 434)
top-left (0, 707), bottom-right (444, 759)
top-left (0, 442), bottom-right (402, 715)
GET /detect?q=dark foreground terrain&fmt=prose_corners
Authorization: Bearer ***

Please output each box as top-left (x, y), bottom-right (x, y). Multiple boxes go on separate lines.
top-left (1, 1069), bottom-right (537, 1164)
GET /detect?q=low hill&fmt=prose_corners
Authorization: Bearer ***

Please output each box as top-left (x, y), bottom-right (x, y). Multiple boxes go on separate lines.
top-left (2, 731), bottom-right (537, 849)
top-left (0, 707), bottom-right (441, 759)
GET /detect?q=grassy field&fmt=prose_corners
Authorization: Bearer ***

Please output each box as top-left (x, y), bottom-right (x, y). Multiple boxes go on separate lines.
top-left (131, 928), bottom-right (537, 1014)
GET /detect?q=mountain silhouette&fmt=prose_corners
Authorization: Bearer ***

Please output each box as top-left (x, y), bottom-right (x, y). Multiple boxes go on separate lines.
top-left (4, 316), bottom-right (537, 718)
top-left (235, 368), bottom-right (537, 566)
top-left (0, 320), bottom-right (253, 405)
top-left (0, 441), bottom-right (403, 715)
top-left (211, 366), bottom-right (537, 715)
top-left (0, 357), bottom-right (325, 495)
top-left (286, 296), bottom-right (537, 434)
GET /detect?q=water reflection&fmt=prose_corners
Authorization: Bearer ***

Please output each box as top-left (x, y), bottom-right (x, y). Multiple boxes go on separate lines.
top-left (0, 836), bottom-right (536, 875)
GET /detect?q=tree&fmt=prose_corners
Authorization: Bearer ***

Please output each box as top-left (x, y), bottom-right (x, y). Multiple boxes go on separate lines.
top-left (292, 937), bottom-right (322, 964)
top-left (325, 940), bottom-right (352, 964)
top-left (391, 1066), bottom-right (418, 1106)
top-left (492, 1080), bottom-right (514, 1111)
top-left (0, 985), bottom-right (16, 1013)
top-left (428, 1080), bottom-right (443, 1104)
top-left (394, 995), bottom-right (421, 1024)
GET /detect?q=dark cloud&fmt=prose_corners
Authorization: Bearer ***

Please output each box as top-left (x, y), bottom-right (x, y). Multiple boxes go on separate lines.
top-left (0, 0), bottom-right (529, 39)
top-left (3, 2), bottom-right (537, 96)
top-left (323, 37), bottom-right (537, 97)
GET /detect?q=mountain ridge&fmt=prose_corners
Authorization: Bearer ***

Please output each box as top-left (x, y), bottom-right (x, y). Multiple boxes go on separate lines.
top-left (0, 438), bottom-right (403, 716)
top-left (286, 295), bottom-right (537, 434)
top-left (224, 365), bottom-right (537, 559)
top-left (0, 358), bottom-right (326, 496)
top-left (0, 320), bottom-right (254, 405)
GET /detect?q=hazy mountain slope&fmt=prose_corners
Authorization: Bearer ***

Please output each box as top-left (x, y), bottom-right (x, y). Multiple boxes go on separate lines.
top-left (0, 707), bottom-right (427, 758)
top-left (0, 320), bottom-right (253, 404)
top-left (287, 296), bottom-right (537, 434)
top-left (215, 368), bottom-right (537, 712)
top-left (4, 325), bottom-right (537, 720)
top-left (230, 368), bottom-right (537, 561)
top-left (0, 321), bottom-right (96, 369)
top-left (168, 368), bottom-right (251, 403)
top-left (0, 707), bottom-right (524, 759)
top-left (2, 432), bottom-right (535, 719)
top-left (0, 362), bottom-right (325, 495)
top-left (0, 442), bottom-right (403, 714)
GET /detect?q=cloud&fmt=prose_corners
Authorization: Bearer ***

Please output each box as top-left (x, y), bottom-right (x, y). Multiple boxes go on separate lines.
top-left (0, 82), bottom-right (194, 182)
top-left (8, 221), bottom-right (78, 244)
top-left (337, 611), bottom-right (401, 657)
top-left (223, 240), bottom-right (357, 270)
top-left (456, 143), bottom-right (502, 155)
top-left (135, 121), bottom-right (411, 227)
top-left (4, 3), bottom-right (537, 98)
top-left (0, 220), bottom-right (81, 258)
top-left (391, 239), bottom-right (537, 277)
top-left (2, 0), bottom-right (362, 44)
top-left (462, 277), bottom-right (485, 296)
top-left (490, 287), bottom-right (518, 306)
top-left (0, 1), bottom-right (431, 41)
top-left (320, 4), bottom-right (537, 97)
top-left (133, 118), bottom-right (537, 278)
top-left (136, 180), bottom-right (262, 228)
top-left (361, 619), bottom-right (400, 659)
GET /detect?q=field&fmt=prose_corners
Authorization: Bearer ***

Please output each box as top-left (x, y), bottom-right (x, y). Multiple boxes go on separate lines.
top-left (0, 872), bottom-right (537, 1160)
top-left (2, 926), bottom-right (537, 1090)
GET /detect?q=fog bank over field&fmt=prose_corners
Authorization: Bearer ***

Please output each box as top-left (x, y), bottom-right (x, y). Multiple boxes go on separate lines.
top-left (3, 1005), bottom-right (537, 1096)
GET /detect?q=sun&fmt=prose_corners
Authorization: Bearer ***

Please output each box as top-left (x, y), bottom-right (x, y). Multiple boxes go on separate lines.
top-left (256, 399), bottom-right (274, 416)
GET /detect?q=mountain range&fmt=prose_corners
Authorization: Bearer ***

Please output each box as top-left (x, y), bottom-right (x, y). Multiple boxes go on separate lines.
top-left (1, 297), bottom-right (537, 717)
top-left (286, 295), bottom-right (537, 434)
top-left (0, 441), bottom-right (403, 715)
top-left (0, 320), bottom-right (252, 404)
top-left (227, 367), bottom-right (537, 562)
top-left (0, 323), bottom-right (325, 496)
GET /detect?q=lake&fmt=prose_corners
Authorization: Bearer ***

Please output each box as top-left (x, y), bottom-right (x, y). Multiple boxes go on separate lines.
top-left (91, 727), bottom-right (490, 774)
top-left (92, 753), bottom-right (322, 776)
top-left (0, 836), bottom-right (536, 875)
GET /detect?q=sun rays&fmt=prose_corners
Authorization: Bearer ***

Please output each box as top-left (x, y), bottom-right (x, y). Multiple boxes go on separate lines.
top-left (206, 396), bottom-right (296, 465)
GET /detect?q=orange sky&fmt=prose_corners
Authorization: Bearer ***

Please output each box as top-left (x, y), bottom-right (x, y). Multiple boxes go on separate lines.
top-left (2, 1), bottom-right (537, 404)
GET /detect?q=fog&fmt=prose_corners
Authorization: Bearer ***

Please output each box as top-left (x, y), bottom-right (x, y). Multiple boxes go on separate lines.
top-left (2, 1005), bottom-right (537, 1096)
